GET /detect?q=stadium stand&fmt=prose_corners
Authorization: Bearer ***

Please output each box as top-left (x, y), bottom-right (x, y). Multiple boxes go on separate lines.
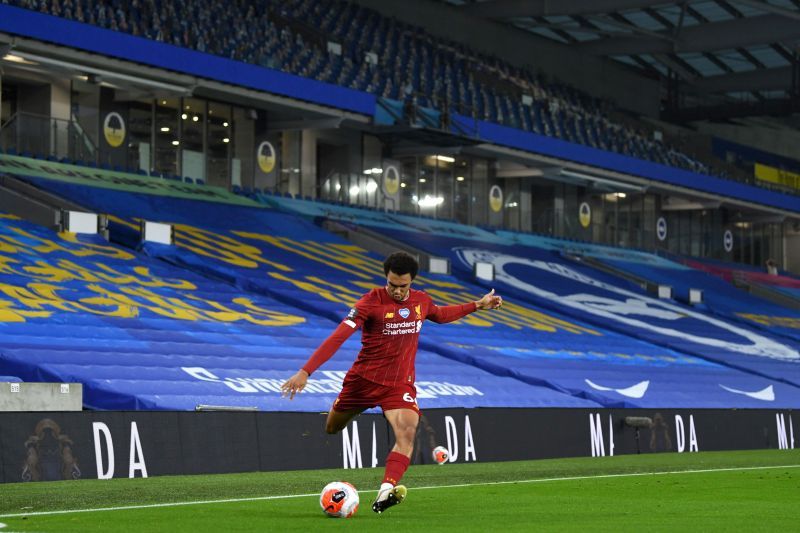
top-left (680, 256), bottom-right (800, 287)
top-left (4, 0), bottom-right (718, 178)
top-left (4, 160), bottom-right (800, 408)
top-left (472, 232), bottom-right (800, 343)
top-left (251, 193), bottom-right (800, 384)
top-left (672, 255), bottom-right (800, 316)
top-left (2, 0), bottom-right (800, 493)
top-left (0, 210), bottom-right (587, 410)
top-left (582, 253), bottom-right (800, 343)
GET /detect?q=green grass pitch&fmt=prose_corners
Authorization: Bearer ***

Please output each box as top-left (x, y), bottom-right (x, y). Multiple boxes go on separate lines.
top-left (0, 449), bottom-right (798, 532)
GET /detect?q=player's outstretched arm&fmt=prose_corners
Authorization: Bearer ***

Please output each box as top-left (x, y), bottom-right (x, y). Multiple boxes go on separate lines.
top-left (281, 370), bottom-right (309, 400)
top-left (428, 288), bottom-right (503, 323)
top-left (475, 288), bottom-right (503, 310)
top-left (280, 320), bottom-right (360, 400)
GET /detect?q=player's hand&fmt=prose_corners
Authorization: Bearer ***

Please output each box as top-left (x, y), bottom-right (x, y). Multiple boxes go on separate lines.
top-left (475, 288), bottom-right (503, 310)
top-left (281, 370), bottom-right (309, 400)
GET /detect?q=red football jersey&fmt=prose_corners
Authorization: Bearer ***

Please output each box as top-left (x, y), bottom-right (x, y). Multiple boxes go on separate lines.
top-left (302, 287), bottom-right (476, 387)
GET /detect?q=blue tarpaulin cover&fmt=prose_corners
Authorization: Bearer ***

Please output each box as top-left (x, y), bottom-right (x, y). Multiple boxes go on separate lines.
top-left (8, 171), bottom-right (800, 409)
top-left (0, 212), bottom-right (588, 410)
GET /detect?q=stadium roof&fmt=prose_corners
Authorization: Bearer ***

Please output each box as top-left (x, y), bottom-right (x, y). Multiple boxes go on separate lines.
top-left (437, 0), bottom-right (800, 108)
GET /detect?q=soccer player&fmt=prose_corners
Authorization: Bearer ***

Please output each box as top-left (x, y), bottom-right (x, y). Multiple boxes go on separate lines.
top-left (281, 251), bottom-right (503, 514)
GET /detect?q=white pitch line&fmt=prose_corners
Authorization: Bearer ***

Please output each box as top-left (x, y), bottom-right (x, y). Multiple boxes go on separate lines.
top-left (412, 463), bottom-right (800, 492)
top-left (1, 463), bottom-right (798, 519)
top-left (0, 493), bottom-right (320, 519)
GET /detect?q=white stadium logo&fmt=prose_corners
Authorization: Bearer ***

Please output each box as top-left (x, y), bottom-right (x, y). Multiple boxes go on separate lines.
top-left (584, 379), bottom-right (650, 399)
top-left (455, 248), bottom-right (800, 362)
top-left (718, 384), bottom-right (775, 401)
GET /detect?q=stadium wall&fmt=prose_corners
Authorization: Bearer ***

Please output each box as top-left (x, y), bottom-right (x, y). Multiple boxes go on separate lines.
top-left (0, 408), bottom-right (794, 484)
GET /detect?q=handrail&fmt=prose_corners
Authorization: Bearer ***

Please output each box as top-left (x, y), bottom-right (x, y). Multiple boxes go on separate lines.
top-left (0, 111), bottom-right (97, 163)
top-left (69, 114), bottom-right (97, 159)
top-left (0, 112), bottom-right (19, 134)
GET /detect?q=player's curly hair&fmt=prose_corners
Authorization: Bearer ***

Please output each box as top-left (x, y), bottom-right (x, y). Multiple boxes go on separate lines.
top-left (383, 251), bottom-right (419, 279)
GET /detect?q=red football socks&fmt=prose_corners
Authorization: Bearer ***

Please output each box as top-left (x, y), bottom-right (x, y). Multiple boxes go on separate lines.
top-left (382, 451), bottom-right (410, 485)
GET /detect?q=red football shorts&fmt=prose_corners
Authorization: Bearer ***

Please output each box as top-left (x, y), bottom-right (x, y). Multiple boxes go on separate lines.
top-left (332, 371), bottom-right (420, 414)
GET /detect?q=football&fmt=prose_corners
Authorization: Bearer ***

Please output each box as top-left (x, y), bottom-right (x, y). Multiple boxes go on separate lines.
top-left (432, 445), bottom-right (449, 465)
top-left (319, 481), bottom-right (359, 518)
